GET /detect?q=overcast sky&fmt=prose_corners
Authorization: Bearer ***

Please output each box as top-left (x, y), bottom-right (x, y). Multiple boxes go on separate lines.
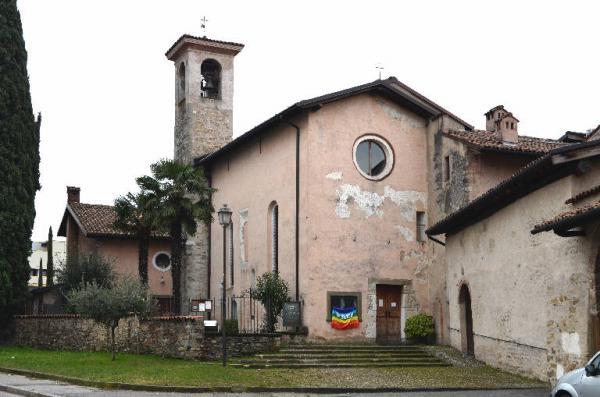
top-left (20, 0), bottom-right (600, 241)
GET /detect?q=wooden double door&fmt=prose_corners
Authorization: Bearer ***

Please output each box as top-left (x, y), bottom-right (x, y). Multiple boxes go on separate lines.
top-left (376, 284), bottom-right (403, 344)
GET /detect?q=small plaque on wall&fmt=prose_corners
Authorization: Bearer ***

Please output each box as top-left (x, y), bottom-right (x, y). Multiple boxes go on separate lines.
top-left (282, 302), bottom-right (301, 327)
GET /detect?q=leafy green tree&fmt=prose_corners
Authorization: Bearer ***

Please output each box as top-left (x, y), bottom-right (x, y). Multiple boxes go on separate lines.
top-left (251, 272), bottom-right (290, 333)
top-left (57, 253), bottom-right (114, 293)
top-left (0, 0), bottom-right (41, 330)
top-left (113, 191), bottom-right (160, 285)
top-left (69, 277), bottom-right (151, 360)
top-left (137, 159), bottom-right (214, 314)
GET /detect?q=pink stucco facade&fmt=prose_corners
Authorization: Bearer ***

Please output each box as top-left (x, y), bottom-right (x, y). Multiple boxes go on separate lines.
top-left (208, 93), bottom-right (434, 340)
top-left (63, 214), bottom-right (172, 297)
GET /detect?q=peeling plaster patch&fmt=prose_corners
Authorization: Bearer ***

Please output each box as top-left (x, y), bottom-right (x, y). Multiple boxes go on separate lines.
top-left (383, 187), bottom-right (426, 221)
top-left (407, 249), bottom-right (424, 260)
top-left (335, 184), bottom-right (425, 219)
top-left (556, 363), bottom-right (565, 379)
top-left (326, 171), bottom-right (343, 181)
top-left (336, 184), bottom-right (385, 218)
top-left (396, 226), bottom-right (414, 242)
top-left (560, 332), bottom-right (581, 357)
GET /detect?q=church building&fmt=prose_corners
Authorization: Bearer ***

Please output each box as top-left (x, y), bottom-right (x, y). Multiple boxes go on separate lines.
top-left (165, 34), bottom-right (566, 345)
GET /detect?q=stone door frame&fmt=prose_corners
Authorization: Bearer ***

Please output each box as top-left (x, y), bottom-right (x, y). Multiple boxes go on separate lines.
top-left (366, 278), bottom-right (418, 340)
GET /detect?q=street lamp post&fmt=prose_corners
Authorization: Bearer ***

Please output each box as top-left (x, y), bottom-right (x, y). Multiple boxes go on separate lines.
top-left (218, 204), bottom-right (232, 367)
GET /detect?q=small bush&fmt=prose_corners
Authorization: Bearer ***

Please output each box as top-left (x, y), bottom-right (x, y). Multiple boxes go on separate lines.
top-left (224, 319), bottom-right (239, 335)
top-left (404, 313), bottom-right (435, 341)
top-left (250, 272), bottom-right (290, 333)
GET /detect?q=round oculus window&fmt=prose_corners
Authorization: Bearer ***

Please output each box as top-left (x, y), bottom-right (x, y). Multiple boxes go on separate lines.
top-left (153, 252), bottom-right (171, 272)
top-left (353, 135), bottom-right (394, 180)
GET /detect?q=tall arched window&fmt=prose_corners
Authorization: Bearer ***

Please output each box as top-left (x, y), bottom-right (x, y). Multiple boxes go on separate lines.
top-left (269, 202), bottom-right (279, 273)
top-left (229, 222), bottom-right (234, 286)
top-left (178, 62), bottom-right (186, 100)
top-left (200, 59), bottom-right (221, 99)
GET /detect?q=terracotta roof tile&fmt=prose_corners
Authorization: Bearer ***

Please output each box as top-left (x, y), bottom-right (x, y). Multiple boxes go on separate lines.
top-left (165, 34), bottom-right (244, 59)
top-left (531, 200), bottom-right (600, 234)
top-left (69, 203), bottom-right (119, 236)
top-left (68, 203), bottom-right (168, 239)
top-left (443, 129), bottom-right (566, 155)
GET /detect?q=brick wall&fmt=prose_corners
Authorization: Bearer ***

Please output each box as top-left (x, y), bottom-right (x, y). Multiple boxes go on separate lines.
top-left (11, 315), bottom-right (280, 360)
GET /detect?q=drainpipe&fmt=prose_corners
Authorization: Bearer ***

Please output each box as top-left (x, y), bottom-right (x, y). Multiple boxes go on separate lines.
top-left (207, 172), bottom-right (212, 301)
top-left (279, 116), bottom-right (301, 302)
top-left (427, 235), bottom-right (446, 246)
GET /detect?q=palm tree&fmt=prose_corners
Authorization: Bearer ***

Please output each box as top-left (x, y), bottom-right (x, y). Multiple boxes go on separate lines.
top-left (113, 191), bottom-right (159, 285)
top-left (137, 159), bottom-right (214, 314)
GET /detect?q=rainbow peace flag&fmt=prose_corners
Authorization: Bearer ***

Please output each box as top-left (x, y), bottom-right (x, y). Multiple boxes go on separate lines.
top-left (331, 306), bottom-right (359, 330)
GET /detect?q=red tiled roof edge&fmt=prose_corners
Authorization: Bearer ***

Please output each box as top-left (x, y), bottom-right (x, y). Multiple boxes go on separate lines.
top-left (565, 185), bottom-right (600, 204)
top-left (531, 201), bottom-right (600, 234)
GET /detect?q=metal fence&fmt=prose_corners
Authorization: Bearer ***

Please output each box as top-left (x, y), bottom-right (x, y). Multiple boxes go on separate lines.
top-left (204, 289), bottom-right (300, 334)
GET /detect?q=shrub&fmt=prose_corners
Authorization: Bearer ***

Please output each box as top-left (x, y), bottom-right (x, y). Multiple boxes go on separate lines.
top-left (250, 272), bottom-right (290, 333)
top-left (404, 313), bottom-right (435, 341)
top-left (224, 319), bottom-right (239, 335)
top-left (68, 277), bottom-right (151, 360)
top-left (57, 253), bottom-right (115, 292)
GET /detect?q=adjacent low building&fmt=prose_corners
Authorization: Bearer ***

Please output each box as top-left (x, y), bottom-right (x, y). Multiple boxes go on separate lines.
top-left (28, 239), bottom-right (65, 287)
top-left (57, 186), bottom-right (173, 311)
top-left (427, 139), bottom-right (600, 381)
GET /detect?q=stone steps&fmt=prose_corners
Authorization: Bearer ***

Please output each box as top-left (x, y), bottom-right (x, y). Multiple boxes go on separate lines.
top-left (237, 357), bottom-right (445, 364)
top-left (231, 362), bottom-right (449, 369)
top-left (233, 344), bottom-right (449, 369)
top-left (278, 348), bottom-right (425, 354)
top-left (256, 353), bottom-right (431, 359)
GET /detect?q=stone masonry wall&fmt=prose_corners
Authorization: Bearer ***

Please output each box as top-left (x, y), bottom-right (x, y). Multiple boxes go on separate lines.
top-left (11, 315), bottom-right (279, 360)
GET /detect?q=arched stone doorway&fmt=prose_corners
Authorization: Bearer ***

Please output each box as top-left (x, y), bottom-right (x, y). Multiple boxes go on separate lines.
top-left (459, 284), bottom-right (474, 355)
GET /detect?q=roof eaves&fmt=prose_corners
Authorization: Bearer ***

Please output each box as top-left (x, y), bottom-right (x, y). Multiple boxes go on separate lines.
top-left (385, 78), bottom-right (474, 130)
top-left (194, 104), bottom-right (302, 167)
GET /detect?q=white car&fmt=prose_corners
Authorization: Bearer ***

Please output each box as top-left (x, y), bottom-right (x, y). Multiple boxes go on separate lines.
top-left (551, 352), bottom-right (600, 397)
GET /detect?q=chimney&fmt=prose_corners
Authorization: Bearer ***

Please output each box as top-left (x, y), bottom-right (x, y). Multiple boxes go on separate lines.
top-left (67, 186), bottom-right (80, 203)
top-left (484, 105), bottom-right (519, 144)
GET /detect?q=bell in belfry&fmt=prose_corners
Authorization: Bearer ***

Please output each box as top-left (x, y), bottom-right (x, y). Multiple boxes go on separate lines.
top-left (204, 75), bottom-right (216, 89)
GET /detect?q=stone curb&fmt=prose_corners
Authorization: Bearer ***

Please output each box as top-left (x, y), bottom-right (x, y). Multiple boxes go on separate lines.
top-left (0, 367), bottom-right (547, 395)
top-left (0, 383), bottom-right (50, 397)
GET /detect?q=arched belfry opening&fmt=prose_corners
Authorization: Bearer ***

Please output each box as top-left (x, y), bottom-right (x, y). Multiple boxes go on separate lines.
top-left (201, 59), bottom-right (221, 99)
top-left (459, 283), bottom-right (474, 355)
top-left (178, 62), bottom-right (186, 100)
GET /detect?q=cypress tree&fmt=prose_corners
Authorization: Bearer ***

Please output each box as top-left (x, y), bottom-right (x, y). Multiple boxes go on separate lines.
top-left (46, 226), bottom-right (53, 287)
top-left (0, 1), bottom-right (41, 330)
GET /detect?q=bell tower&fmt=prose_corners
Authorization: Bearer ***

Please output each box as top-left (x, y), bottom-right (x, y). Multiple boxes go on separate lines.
top-left (166, 35), bottom-right (243, 311)
top-left (166, 35), bottom-right (244, 163)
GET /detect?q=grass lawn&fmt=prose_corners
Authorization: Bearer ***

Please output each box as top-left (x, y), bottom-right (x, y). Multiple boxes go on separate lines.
top-left (0, 346), bottom-right (545, 389)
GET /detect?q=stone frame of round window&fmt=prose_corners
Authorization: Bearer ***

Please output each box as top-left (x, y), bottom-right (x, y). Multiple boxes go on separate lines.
top-left (152, 251), bottom-right (172, 272)
top-left (352, 135), bottom-right (394, 181)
